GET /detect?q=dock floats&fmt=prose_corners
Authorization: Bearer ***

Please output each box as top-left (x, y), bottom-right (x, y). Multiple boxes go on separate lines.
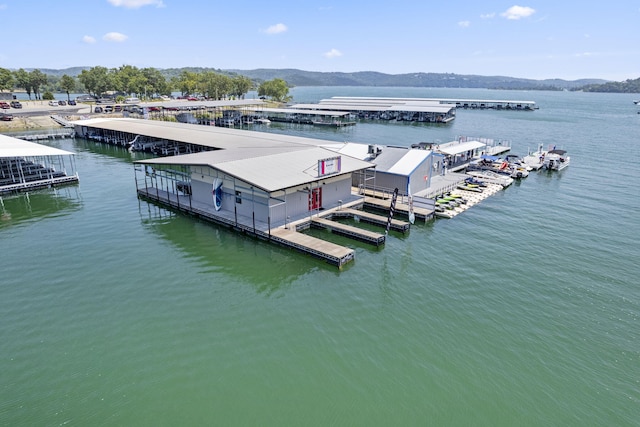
top-left (434, 183), bottom-right (503, 219)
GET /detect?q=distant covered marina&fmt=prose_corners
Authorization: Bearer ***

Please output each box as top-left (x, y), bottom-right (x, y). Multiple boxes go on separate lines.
top-left (0, 134), bottom-right (79, 195)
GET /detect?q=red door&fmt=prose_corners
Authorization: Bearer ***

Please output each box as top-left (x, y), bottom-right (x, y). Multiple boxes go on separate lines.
top-left (309, 187), bottom-right (322, 211)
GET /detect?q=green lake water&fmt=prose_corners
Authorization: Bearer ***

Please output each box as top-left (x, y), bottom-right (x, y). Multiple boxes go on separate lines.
top-left (1, 88), bottom-right (638, 426)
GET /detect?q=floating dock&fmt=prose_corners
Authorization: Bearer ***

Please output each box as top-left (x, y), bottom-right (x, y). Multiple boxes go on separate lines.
top-left (137, 187), bottom-right (388, 268)
top-left (331, 208), bottom-right (410, 233)
top-left (434, 183), bottom-right (504, 219)
top-left (311, 217), bottom-right (386, 246)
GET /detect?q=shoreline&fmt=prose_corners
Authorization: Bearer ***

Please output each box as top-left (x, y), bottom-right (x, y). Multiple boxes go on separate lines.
top-left (0, 100), bottom-right (94, 133)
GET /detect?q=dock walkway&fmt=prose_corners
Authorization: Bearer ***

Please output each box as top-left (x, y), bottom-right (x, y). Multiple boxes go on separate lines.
top-left (311, 217), bottom-right (385, 246)
top-left (137, 187), bottom-right (372, 268)
top-left (331, 208), bottom-right (410, 233)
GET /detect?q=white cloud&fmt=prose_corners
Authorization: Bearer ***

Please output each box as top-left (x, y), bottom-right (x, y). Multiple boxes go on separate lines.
top-left (83, 35), bottom-right (96, 43)
top-left (458, 21), bottom-right (470, 28)
top-left (265, 23), bottom-right (287, 34)
top-left (107, 0), bottom-right (164, 8)
top-left (323, 48), bottom-right (342, 58)
top-left (575, 52), bottom-right (595, 57)
top-left (103, 32), bottom-right (128, 42)
top-left (480, 12), bottom-right (495, 19)
top-left (501, 5), bottom-right (535, 20)
top-left (0, 4), bottom-right (7, 10)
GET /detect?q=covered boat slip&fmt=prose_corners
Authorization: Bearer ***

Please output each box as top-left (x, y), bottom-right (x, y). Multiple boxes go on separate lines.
top-left (291, 97), bottom-right (456, 123)
top-left (325, 96), bottom-right (538, 111)
top-left (249, 107), bottom-right (356, 126)
top-left (0, 134), bottom-right (79, 194)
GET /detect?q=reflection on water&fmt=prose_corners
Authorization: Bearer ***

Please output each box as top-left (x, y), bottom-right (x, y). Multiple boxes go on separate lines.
top-left (0, 186), bottom-right (82, 228)
top-left (137, 199), bottom-right (338, 293)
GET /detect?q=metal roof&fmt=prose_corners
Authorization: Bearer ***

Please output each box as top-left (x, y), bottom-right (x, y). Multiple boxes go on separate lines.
top-left (73, 118), bottom-right (338, 150)
top-left (136, 99), bottom-right (265, 110)
top-left (74, 118), bottom-right (374, 193)
top-left (139, 146), bottom-right (373, 193)
top-left (291, 99), bottom-right (454, 114)
top-left (253, 107), bottom-right (351, 117)
top-left (371, 147), bottom-right (432, 175)
top-left (438, 140), bottom-right (486, 155)
top-left (0, 134), bottom-right (75, 158)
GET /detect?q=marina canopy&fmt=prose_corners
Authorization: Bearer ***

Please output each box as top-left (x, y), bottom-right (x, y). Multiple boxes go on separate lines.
top-left (253, 107), bottom-right (351, 117)
top-left (134, 99), bottom-right (265, 110)
top-left (0, 134), bottom-right (75, 157)
top-left (438, 140), bottom-right (486, 155)
top-left (292, 96), bottom-right (455, 114)
top-left (72, 118), bottom-right (375, 193)
top-left (72, 118), bottom-right (344, 150)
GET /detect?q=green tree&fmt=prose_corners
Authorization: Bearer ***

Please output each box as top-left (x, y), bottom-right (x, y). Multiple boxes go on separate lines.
top-left (114, 64), bottom-right (143, 96)
top-left (174, 70), bottom-right (198, 96)
top-left (0, 67), bottom-right (14, 92)
top-left (78, 66), bottom-right (112, 97)
top-left (29, 69), bottom-right (47, 100)
top-left (198, 72), bottom-right (232, 100)
top-left (142, 67), bottom-right (168, 97)
top-left (230, 76), bottom-right (252, 99)
top-left (60, 74), bottom-right (76, 102)
top-left (14, 69), bottom-right (32, 99)
top-left (258, 78), bottom-right (290, 103)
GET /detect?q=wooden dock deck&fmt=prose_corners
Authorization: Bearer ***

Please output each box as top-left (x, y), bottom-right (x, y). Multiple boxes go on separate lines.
top-left (331, 208), bottom-right (410, 233)
top-left (270, 227), bottom-right (355, 267)
top-left (138, 187), bottom-right (362, 268)
top-left (363, 196), bottom-right (435, 222)
top-left (311, 217), bottom-right (386, 246)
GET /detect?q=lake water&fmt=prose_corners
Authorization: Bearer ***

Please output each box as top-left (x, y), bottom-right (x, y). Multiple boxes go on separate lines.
top-left (1, 87), bottom-right (639, 426)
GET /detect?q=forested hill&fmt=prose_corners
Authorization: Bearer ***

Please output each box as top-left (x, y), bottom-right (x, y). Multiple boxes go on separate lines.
top-left (579, 77), bottom-right (640, 93)
top-left (224, 69), bottom-right (606, 91)
top-left (31, 66), bottom-right (610, 91)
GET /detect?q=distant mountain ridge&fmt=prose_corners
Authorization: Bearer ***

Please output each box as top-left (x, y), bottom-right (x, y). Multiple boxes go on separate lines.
top-left (224, 68), bottom-right (607, 90)
top-left (25, 66), bottom-right (608, 91)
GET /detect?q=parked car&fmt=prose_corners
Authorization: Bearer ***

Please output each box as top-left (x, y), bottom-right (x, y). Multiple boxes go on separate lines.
top-left (68, 100), bottom-right (77, 106)
top-left (0, 113), bottom-right (13, 121)
top-left (48, 100), bottom-right (59, 106)
top-left (10, 101), bottom-right (22, 108)
top-left (94, 106), bottom-right (103, 113)
top-left (114, 105), bottom-right (122, 112)
top-left (104, 105), bottom-right (113, 113)
top-left (0, 101), bottom-right (10, 109)
top-left (58, 100), bottom-right (67, 106)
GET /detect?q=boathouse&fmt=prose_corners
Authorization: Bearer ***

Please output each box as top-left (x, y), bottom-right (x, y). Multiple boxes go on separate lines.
top-left (0, 134), bottom-right (79, 194)
top-left (71, 118), bottom-right (384, 266)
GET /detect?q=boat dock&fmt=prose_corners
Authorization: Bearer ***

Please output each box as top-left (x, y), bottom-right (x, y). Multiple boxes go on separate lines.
top-left (11, 128), bottom-right (75, 141)
top-left (433, 184), bottom-right (504, 219)
top-left (331, 208), bottom-right (410, 233)
top-left (269, 227), bottom-right (355, 267)
top-left (311, 217), bottom-right (385, 246)
top-left (137, 187), bottom-right (396, 268)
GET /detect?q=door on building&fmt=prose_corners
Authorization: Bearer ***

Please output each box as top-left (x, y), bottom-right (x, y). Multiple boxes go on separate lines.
top-left (309, 187), bottom-right (322, 211)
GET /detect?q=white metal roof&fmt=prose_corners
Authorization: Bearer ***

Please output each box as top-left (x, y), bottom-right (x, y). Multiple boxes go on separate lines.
top-left (387, 149), bottom-right (432, 175)
top-left (73, 118), bottom-right (338, 150)
top-left (75, 118), bottom-right (374, 192)
top-left (371, 147), bottom-right (432, 175)
top-left (438, 140), bottom-right (486, 155)
top-left (253, 107), bottom-right (351, 116)
top-left (140, 146), bottom-right (373, 192)
top-left (0, 134), bottom-right (75, 158)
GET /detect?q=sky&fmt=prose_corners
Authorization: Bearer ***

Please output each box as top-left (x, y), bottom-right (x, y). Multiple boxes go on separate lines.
top-left (0, 0), bottom-right (638, 81)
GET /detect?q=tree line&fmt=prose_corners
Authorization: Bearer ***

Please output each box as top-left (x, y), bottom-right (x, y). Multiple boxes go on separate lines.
top-left (0, 66), bottom-right (291, 102)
